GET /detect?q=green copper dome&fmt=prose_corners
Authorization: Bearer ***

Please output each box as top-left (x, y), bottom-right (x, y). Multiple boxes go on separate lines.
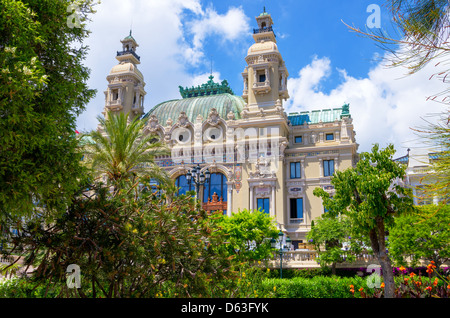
top-left (143, 76), bottom-right (245, 125)
top-left (144, 93), bottom-right (245, 126)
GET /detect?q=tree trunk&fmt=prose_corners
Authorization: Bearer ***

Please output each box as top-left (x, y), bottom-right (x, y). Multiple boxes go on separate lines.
top-left (331, 262), bottom-right (336, 276)
top-left (369, 217), bottom-right (395, 298)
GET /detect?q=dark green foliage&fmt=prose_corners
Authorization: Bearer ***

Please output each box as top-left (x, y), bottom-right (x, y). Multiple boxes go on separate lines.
top-left (0, 0), bottom-right (96, 218)
top-left (262, 276), bottom-right (368, 298)
top-left (5, 178), bottom-right (239, 298)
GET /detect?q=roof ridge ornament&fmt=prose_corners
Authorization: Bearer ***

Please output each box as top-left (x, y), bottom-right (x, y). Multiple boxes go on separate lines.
top-left (179, 75), bottom-right (234, 98)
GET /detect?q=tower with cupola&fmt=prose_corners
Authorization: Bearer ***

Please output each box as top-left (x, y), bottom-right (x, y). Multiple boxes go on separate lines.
top-left (242, 8), bottom-right (289, 117)
top-left (103, 31), bottom-right (146, 121)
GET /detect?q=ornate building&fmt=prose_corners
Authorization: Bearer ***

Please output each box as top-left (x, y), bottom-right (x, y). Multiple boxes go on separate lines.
top-left (102, 11), bottom-right (359, 247)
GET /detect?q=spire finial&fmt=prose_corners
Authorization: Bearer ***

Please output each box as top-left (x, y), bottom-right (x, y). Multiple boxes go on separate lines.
top-left (263, 6), bottom-right (266, 13)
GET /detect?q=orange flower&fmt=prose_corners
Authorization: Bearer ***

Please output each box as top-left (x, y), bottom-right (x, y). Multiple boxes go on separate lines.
top-left (415, 281), bottom-right (421, 287)
top-left (427, 261), bottom-right (436, 268)
top-left (433, 278), bottom-right (438, 286)
top-left (380, 282), bottom-right (385, 288)
top-left (398, 266), bottom-right (406, 272)
top-left (426, 267), bottom-right (434, 274)
top-left (359, 287), bottom-right (364, 292)
top-left (404, 277), bottom-right (409, 284)
top-left (350, 288), bottom-right (354, 294)
top-left (425, 286), bottom-right (432, 292)
top-left (410, 272), bottom-right (416, 277)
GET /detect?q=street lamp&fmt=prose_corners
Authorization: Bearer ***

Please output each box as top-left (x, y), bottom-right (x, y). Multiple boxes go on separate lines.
top-left (271, 230), bottom-right (292, 279)
top-left (186, 164), bottom-right (211, 200)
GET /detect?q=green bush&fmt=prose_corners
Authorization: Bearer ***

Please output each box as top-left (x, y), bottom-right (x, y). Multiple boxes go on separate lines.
top-left (262, 276), bottom-right (369, 298)
top-left (0, 278), bottom-right (60, 298)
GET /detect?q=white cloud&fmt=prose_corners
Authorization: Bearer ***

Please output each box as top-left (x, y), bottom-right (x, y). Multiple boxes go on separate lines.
top-left (186, 5), bottom-right (250, 65)
top-left (285, 54), bottom-right (448, 155)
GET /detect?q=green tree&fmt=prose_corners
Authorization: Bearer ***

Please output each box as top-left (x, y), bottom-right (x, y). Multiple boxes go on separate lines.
top-left (313, 144), bottom-right (415, 298)
top-left (9, 178), bottom-right (238, 298)
top-left (213, 209), bottom-right (278, 263)
top-left (388, 203), bottom-right (450, 270)
top-left (82, 112), bottom-right (173, 192)
top-left (306, 214), bottom-right (363, 275)
top-left (0, 0), bottom-right (97, 218)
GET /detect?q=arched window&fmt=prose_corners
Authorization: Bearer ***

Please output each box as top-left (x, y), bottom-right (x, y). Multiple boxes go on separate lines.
top-left (203, 173), bottom-right (227, 203)
top-left (202, 173), bottom-right (227, 214)
top-left (175, 175), bottom-right (194, 196)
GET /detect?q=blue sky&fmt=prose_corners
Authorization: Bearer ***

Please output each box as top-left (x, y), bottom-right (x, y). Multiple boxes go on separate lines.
top-left (77, 0), bottom-right (446, 156)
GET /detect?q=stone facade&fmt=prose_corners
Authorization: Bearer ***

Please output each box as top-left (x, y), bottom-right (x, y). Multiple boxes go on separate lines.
top-left (102, 11), bottom-right (359, 247)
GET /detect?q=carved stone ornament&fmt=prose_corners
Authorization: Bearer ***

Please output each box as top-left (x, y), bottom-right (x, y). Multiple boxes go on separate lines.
top-left (166, 118), bottom-right (173, 127)
top-left (227, 111), bottom-right (235, 121)
top-left (280, 141), bottom-right (288, 157)
top-left (249, 157), bottom-right (275, 178)
top-left (147, 115), bottom-right (159, 132)
top-left (177, 112), bottom-right (189, 128)
top-left (207, 108), bottom-right (220, 126)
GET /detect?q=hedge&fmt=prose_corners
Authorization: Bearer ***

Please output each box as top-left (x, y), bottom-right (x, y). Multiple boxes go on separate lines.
top-left (262, 276), bottom-right (370, 298)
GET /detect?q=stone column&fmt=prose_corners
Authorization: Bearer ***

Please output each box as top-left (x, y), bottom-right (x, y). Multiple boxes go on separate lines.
top-left (271, 185), bottom-right (276, 217)
top-left (249, 186), bottom-right (254, 211)
top-left (226, 182), bottom-right (233, 217)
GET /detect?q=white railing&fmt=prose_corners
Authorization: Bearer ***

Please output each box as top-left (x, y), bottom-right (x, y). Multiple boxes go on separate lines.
top-left (271, 250), bottom-right (378, 268)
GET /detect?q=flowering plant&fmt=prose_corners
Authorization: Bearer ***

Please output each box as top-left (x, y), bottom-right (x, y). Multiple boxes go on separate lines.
top-left (350, 262), bottom-right (449, 298)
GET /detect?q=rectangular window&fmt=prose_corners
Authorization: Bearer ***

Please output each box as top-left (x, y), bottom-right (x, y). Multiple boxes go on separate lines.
top-left (290, 162), bottom-right (301, 179)
top-left (323, 160), bottom-right (335, 177)
top-left (257, 198), bottom-right (270, 214)
top-left (326, 133), bottom-right (334, 141)
top-left (259, 73), bottom-right (266, 83)
top-left (295, 136), bottom-right (303, 143)
top-left (290, 198), bottom-right (304, 219)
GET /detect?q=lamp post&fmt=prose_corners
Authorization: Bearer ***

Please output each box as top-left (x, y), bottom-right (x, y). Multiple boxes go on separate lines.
top-left (271, 230), bottom-right (292, 279)
top-left (186, 164), bottom-right (211, 200)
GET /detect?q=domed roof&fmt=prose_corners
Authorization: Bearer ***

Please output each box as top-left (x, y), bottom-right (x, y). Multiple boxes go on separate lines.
top-left (143, 93), bottom-right (245, 126)
top-left (247, 41), bottom-right (279, 55)
top-left (143, 75), bottom-right (245, 125)
top-left (108, 62), bottom-right (143, 80)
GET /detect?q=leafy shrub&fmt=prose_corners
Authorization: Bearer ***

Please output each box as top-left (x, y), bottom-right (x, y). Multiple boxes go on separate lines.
top-left (262, 276), bottom-right (369, 298)
top-left (0, 278), bottom-right (59, 298)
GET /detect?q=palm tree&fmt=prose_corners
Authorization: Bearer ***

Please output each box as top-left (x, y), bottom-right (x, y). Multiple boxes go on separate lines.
top-left (82, 112), bottom-right (173, 193)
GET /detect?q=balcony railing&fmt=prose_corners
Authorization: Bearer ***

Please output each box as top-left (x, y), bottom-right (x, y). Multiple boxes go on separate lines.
top-left (117, 49), bottom-right (141, 61)
top-left (267, 250), bottom-right (379, 269)
top-left (253, 26), bottom-right (276, 37)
